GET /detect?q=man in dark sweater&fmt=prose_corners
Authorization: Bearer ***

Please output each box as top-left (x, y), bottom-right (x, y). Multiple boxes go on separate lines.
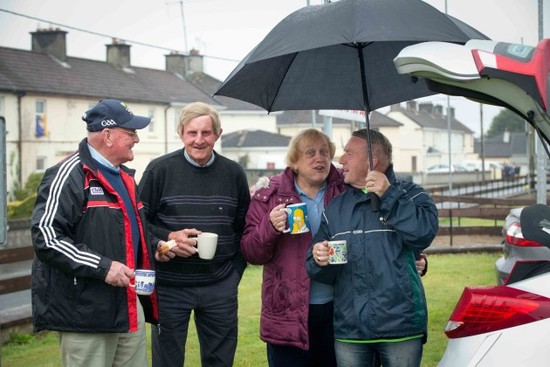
top-left (138, 102), bottom-right (251, 367)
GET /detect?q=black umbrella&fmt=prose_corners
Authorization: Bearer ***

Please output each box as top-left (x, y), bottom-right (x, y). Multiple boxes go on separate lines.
top-left (215, 0), bottom-right (489, 209)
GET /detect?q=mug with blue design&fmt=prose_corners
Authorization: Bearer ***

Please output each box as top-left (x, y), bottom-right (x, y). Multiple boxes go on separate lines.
top-left (283, 203), bottom-right (310, 234)
top-left (131, 269), bottom-right (155, 295)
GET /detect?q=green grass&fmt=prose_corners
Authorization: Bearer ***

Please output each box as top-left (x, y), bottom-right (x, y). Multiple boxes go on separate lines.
top-left (438, 217), bottom-right (504, 227)
top-left (1, 254), bottom-right (500, 366)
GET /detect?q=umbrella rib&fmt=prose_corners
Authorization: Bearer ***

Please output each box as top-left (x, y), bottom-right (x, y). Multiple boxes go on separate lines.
top-left (267, 52), bottom-right (299, 113)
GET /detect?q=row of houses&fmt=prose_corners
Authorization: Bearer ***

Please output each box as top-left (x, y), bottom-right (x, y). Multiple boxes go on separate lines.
top-left (0, 28), bottom-right (521, 197)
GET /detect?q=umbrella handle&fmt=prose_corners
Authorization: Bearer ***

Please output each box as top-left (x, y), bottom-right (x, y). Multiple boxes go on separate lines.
top-left (361, 184), bottom-right (380, 212)
top-left (371, 193), bottom-right (380, 212)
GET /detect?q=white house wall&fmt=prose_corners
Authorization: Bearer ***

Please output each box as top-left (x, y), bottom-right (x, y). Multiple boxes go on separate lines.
top-left (5, 95), bottom-right (184, 195)
top-left (223, 147), bottom-right (288, 170)
top-left (2, 93), bottom-right (284, 195)
top-left (219, 112), bottom-right (277, 134)
top-left (386, 112), bottom-right (426, 172)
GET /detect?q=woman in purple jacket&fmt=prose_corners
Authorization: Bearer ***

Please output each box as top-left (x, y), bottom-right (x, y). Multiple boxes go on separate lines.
top-left (242, 129), bottom-right (428, 367)
top-left (242, 129), bottom-right (346, 367)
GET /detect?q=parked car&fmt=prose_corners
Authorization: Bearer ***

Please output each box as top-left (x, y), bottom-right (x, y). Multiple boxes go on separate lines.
top-left (461, 160), bottom-right (505, 172)
top-left (495, 206), bottom-right (550, 285)
top-left (426, 163), bottom-right (467, 173)
top-left (438, 204), bottom-right (550, 366)
top-left (394, 38), bottom-right (550, 366)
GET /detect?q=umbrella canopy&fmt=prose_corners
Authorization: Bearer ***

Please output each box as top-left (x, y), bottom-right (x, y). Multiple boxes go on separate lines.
top-left (214, 0), bottom-right (489, 113)
top-left (214, 0), bottom-right (488, 210)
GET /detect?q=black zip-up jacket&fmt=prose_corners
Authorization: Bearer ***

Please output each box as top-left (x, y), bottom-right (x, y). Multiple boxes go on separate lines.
top-left (31, 138), bottom-right (158, 333)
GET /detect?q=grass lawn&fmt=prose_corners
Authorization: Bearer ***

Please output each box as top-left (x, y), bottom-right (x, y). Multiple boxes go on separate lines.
top-left (1, 252), bottom-right (500, 366)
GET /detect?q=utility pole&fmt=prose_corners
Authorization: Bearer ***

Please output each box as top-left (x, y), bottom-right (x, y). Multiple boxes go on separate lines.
top-left (444, 1), bottom-right (453, 195)
top-left (179, 0), bottom-right (188, 52)
top-left (480, 104), bottom-right (486, 185)
top-left (0, 117), bottom-right (6, 246)
top-left (167, 0), bottom-right (188, 52)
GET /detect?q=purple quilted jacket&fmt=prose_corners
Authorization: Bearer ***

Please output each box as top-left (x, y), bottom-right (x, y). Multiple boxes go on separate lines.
top-left (241, 165), bottom-right (345, 350)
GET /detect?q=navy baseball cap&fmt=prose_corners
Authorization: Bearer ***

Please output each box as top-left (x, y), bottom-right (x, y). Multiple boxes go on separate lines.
top-left (82, 99), bottom-right (151, 132)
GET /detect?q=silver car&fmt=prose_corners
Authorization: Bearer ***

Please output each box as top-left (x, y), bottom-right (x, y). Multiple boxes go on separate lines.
top-left (495, 206), bottom-right (550, 285)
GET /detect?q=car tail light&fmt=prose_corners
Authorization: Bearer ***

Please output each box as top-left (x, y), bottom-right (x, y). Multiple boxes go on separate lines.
top-left (506, 222), bottom-right (544, 247)
top-left (444, 286), bottom-right (550, 338)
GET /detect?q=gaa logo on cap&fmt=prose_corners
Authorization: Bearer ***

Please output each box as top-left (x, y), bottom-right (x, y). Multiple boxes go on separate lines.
top-left (100, 119), bottom-right (117, 127)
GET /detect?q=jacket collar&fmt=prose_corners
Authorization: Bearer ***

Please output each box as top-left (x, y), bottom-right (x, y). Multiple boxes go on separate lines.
top-left (78, 138), bottom-right (135, 177)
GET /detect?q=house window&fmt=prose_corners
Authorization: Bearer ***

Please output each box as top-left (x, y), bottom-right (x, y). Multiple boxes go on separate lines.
top-left (0, 96), bottom-right (4, 116)
top-left (36, 156), bottom-right (47, 171)
top-left (411, 156), bottom-right (417, 172)
top-left (148, 108), bottom-right (155, 133)
top-left (35, 100), bottom-right (48, 137)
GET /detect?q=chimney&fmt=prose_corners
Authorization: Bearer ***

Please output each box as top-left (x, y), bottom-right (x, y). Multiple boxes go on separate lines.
top-left (418, 102), bottom-right (433, 114)
top-left (390, 103), bottom-right (402, 112)
top-left (165, 49), bottom-right (204, 76)
top-left (106, 39), bottom-right (131, 68)
top-left (434, 105), bottom-right (443, 116)
top-left (406, 100), bottom-right (417, 111)
top-left (31, 28), bottom-right (68, 62)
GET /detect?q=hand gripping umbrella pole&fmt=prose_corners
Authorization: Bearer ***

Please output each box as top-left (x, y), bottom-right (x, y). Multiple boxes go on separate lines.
top-left (358, 43), bottom-right (380, 212)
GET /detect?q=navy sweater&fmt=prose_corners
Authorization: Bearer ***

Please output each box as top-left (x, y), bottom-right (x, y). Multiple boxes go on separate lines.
top-left (138, 149), bottom-right (250, 286)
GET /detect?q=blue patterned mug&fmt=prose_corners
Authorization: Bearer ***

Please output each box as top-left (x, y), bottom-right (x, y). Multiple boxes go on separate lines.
top-left (132, 269), bottom-right (155, 295)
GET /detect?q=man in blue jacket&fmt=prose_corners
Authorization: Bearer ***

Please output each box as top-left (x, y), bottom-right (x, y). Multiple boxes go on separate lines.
top-left (306, 129), bottom-right (438, 367)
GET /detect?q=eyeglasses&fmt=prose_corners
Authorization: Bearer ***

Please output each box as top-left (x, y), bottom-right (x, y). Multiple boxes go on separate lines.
top-left (303, 148), bottom-right (330, 158)
top-left (112, 128), bottom-right (139, 139)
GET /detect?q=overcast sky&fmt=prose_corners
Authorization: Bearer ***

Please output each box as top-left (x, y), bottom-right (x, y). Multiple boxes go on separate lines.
top-left (0, 0), bottom-right (548, 136)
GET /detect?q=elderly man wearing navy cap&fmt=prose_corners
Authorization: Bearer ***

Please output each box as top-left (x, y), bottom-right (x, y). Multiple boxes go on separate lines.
top-left (31, 99), bottom-right (168, 367)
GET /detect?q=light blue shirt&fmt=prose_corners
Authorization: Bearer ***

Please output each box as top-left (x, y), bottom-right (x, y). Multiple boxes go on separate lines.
top-left (295, 181), bottom-right (334, 305)
top-left (88, 143), bottom-right (119, 171)
top-left (184, 149), bottom-right (215, 167)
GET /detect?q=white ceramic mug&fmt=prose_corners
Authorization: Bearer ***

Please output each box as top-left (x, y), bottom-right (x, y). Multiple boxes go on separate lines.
top-left (197, 232), bottom-right (218, 260)
top-left (131, 269), bottom-right (155, 295)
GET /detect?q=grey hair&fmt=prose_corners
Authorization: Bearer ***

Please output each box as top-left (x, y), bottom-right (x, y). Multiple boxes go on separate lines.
top-left (351, 129), bottom-right (393, 167)
top-left (177, 102), bottom-right (221, 136)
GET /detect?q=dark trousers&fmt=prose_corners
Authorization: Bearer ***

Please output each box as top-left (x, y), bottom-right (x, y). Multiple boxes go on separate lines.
top-left (267, 301), bottom-right (337, 367)
top-left (152, 270), bottom-right (239, 367)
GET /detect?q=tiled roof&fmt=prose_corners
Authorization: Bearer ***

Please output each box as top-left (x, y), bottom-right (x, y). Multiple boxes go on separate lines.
top-left (277, 110), bottom-right (401, 127)
top-left (475, 132), bottom-right (527, 158)
top-left (222, 129), bottom-right (291, 148)
top-left (399, 108), bottom-right (473, 133)
top-left (0, 46), bottom-right (219, 105)
top-left (185, 72), bottom-right (265, 111)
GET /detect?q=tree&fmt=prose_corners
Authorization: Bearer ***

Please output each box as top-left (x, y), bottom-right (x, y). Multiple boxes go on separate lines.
top-left (485, 108), bottom-right (527, 139)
